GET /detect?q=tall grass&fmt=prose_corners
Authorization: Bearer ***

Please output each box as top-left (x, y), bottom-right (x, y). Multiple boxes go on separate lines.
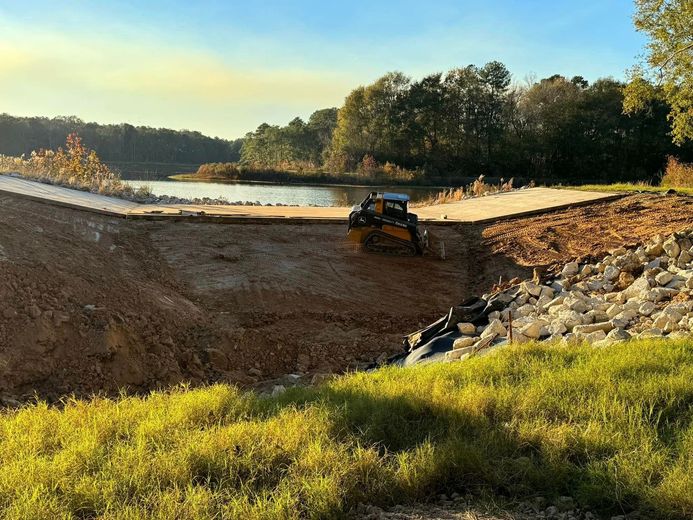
top-left (413, 175), bottom-right (517, 206)
top-left (662, 156), bottom-right (693, 189)
top-left (0, 339), bottom-right (691, 519)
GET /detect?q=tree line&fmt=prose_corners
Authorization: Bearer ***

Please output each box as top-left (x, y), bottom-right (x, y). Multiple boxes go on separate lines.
top-left (0, 114), bottom-right (242, 166)
top-left (241, 64), bottom-right (693, 184)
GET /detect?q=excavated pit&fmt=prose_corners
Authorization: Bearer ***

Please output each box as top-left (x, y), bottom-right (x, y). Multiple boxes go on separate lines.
top-left (0, 192), bottom-right (692, 401)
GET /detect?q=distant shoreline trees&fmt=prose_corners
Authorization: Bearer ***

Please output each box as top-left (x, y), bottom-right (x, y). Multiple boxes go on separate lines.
top-left (0, 114), bottom-right (242, 167)
top-left (239, 65), bottom-right (692, 184)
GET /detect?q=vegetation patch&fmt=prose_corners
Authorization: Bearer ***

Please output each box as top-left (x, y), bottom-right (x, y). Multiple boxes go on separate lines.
top-left (0, 339), bottom-right (691, 519)
top-left (0, 134), bottom-right (152, 200)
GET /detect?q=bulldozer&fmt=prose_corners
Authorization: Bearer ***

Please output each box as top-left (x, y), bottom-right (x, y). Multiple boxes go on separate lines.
top-left (346, 192), bottom-right (430, 256)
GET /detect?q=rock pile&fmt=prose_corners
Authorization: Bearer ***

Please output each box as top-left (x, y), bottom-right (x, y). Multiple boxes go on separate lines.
top-left (447, 231), bottom-right (693, 361)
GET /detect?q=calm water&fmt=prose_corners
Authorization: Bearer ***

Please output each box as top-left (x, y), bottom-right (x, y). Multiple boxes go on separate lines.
top-left (125, 180), bottom-right (446, 206)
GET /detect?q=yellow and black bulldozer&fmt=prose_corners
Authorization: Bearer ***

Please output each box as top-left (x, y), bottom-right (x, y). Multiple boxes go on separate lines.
top-left (346, 192), bottom-right (431, 256)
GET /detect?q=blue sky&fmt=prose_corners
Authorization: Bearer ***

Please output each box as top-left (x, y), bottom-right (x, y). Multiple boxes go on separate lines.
top-left (0, 1), bottom-right (644, 139)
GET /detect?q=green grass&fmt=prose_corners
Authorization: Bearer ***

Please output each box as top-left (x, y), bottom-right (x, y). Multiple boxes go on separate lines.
top-left (0, 339), bottom-right (691, 519)
top-left (560, 182), bottom-right (693, 196)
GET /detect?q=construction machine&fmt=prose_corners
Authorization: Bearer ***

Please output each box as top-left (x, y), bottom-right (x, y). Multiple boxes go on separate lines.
top-left (346, 192), bottom-right (430, 256)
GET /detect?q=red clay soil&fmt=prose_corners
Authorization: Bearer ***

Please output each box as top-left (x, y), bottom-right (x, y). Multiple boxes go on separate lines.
top-left (482, 194), bottom-right (693, 266)
top-left (0, 192), bottom-right (691, 401)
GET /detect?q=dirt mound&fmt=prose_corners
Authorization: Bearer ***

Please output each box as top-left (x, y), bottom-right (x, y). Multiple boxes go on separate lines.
top-left (1, 192), bottom-right (691, 401)
top-left (482, 194), bottom-right (693, 266)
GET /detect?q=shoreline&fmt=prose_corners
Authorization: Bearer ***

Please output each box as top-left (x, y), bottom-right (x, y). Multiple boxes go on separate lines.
top-left (163, 173), bottom-right (454, 190)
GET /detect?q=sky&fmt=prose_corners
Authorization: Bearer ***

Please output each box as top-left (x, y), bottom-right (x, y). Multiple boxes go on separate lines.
top-left (0, 0), bottom-right (645, 139)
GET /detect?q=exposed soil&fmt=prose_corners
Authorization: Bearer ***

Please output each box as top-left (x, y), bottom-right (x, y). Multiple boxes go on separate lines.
top-left (1, 192), bottom-right (692, 401)
top-left (482, 194), bottom-right (693, 266)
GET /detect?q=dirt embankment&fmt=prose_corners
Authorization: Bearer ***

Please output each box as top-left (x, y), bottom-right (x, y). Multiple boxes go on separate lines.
top-left (0, 193), bottom-right (691, 401)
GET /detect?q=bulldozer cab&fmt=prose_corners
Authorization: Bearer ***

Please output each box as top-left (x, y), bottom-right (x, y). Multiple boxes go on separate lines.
top-left (359, 192), bottom-right (410, 220)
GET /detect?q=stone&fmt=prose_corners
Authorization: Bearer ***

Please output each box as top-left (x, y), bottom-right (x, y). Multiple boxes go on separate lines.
top-left (580, 264), bottom-right (594, 276)
top-left (573, 322), bottom-right (615, 334)
top-left (645, 235), bottom-right (665, 257)
top-left (539, 286), bottom-right (555, 299)
top-left (638, 328), bottom-right (663, 339)
top-left (647, 287), bottom-right (679, 302)
top-left (617, 271), bottom-right (635, 290)
top-left (622, 277), bottom-right (650, 299)
top-left (548, 320), bottom-right (568, 335)
top-left (663, 237), bottom-right (681, 259)
top-left (677, 250), bottom-right (692, 267)
top-left (606, 304), bottom-right (623, 319)
top-left (271, 385), bottom-right (286, 397)
top-left (639, 301), bottom-right (656, 316)
top-left (515, 304), bottom-right (536, 318)
top-left (453, 337), bottom-right (477, 350)
top-left (655, 271), bottom-right (674, 286)
top-left (511, 332), bottom-right (531, 344)
top-left (457, 322), bottom-right (476, 335)
top-left (520, 281), bottom-right (543, 297)
top-left (604, 265), bottom-right (620, 281)
top-left (586, 279), bottom-right (604, 291)
top-left (562, 262), bottom-right (579, 277)
top-left (520, 319), bottom-right (549, 339)
top-left (607, 328), bottom-right (631, 341)
top-left (557, 310), bottom-right (585, 331)
top-left (482, 319), bottom-right (507, 338)
top-left (584, 330), bottom-right (608, 343)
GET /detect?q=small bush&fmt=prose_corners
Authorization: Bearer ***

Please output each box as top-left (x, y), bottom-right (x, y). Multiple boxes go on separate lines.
top-left (662, 156), bottom-right (693, 189)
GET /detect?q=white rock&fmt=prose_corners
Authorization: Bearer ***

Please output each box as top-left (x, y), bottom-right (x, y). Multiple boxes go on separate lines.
top-left (622, 277), bottom-right (650, 299)
top-left (457, 322), bottom-right (476, 335)
top-left (655, 271), bottom-right (674, 286)
top-left (584, 330), bottom-right (608, 343)
top-left (573, 322), bottom-right (615, 334)
top-left (606, 304), bottom-right (623, 319)
top-left (453, 337), bottom-right (477, 349)
top-left (519, 319), bottom-right (549, 339)
top-left (638, 328), bottom-right (664, 339)
top-left (663, 237), bottom-right (681, 259)
top-left (539, 286), bottom-right (555, 299)
top-left (515, 304), bottom-right (536, 318)
top-left (557, 310), bottom-right (585, 331)
top-left (520, 281), bottom-right (542, 297)
top-left (638, 301), bottom-right (656, 316)
top-left (548, 320), bottom-right (568, 335)
top-left (562, 262), bottom-right (579, 277)
top-left (607, 328), bottom-right (631, 341)
top-left (482, 319), bottom-right (507, 338)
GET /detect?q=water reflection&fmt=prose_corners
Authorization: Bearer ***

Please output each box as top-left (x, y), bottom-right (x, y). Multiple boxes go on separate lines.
top-left (125, 180), bottom-right (447, 206)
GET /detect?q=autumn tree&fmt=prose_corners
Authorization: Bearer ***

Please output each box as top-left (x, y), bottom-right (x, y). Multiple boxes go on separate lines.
top-left (624, 0), bottom-right (693, 143)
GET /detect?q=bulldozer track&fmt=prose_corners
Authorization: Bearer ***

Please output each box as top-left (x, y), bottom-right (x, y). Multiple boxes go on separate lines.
top-left (364, 231), bottom-right (418, 256)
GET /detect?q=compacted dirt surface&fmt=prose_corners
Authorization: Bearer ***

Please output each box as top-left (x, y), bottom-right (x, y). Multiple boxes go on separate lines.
top-left (0, 192), bottom-right (692, 401)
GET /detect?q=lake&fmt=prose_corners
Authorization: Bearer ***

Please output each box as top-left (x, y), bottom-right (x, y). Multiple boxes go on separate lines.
top-left (124, 180), bottom-right (447, 206)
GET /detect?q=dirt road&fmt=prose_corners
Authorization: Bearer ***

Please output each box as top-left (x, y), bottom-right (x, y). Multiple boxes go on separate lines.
top-left (0, 192), bottom-right (691, 400)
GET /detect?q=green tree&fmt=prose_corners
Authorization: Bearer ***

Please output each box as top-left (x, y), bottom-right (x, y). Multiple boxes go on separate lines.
top-left (624, 0), bottom-right (693, 143)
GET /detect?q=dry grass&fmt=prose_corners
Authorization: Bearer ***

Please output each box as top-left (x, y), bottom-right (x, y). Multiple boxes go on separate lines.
top-left (0, 339), bottom-right (690, 519)
top-left (0, 133), bottom-right (152, 200)
top-left (414, 175), bottom-right (518, 207)
top-left (662, 157), bottom-right (693, 189)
